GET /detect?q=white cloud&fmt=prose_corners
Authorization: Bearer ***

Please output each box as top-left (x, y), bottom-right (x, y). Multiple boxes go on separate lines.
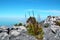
top-left (37, 10), bottom-right (60, 13)
top-left (25, 9), bottom-right (60, 13)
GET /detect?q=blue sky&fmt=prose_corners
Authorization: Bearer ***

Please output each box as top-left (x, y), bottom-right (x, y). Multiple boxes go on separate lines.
top-left (0, 0), bottom-right (60, 26)
top-left (0, 0), bottom-right (60, 18)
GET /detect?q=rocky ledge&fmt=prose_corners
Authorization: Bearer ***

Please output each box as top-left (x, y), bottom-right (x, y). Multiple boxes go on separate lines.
top-left (43, 16), bottom-right (60, 40)
top-left (0, 26), bottom-right (37, 40)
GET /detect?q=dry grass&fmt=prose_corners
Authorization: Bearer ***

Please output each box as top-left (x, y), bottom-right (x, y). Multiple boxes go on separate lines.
top-left (54, 21), bottom-right (60, 26)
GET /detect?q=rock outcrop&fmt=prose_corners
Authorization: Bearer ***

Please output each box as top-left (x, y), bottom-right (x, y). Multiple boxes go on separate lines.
top-left (43, 16), bottom-right (60, 40)
top-left (0, 26), bottom-right (37, 40)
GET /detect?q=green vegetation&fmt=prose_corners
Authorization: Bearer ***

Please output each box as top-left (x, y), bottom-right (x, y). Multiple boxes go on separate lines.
top-left (26, 17), bottom-right (44, 40)
top-left (44, 23), bottom-right (49, 28)
top-left (14, 23), bottom-right (23, 26)
top-left (54, 21), bottom-right (60, 26)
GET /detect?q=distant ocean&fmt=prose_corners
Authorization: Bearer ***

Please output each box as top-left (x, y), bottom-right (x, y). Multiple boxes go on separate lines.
top-left (0, 21), bottom-right (19, 28)
top-left (0, 18), bottom-right (27, 28)
top-left (0, 17), bottom-right (45, 27)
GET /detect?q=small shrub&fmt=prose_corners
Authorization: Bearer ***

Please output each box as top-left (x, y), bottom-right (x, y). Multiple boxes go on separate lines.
top-left (14, 23), bottom-right (23, 26)
top-left (26, 17), bottom-right (44, 40)
top-left (27, 24), bottom-right (44, 40)
top-left (44, 23), bottom-right (49, 28)
top-left (54, 21), bottom-right (60, 26)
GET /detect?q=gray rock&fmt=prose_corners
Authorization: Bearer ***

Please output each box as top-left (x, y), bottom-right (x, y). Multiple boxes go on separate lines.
top-left (0, 26), bottom-right (37, 40)
top-left (43, 16), bottom-right (60, 40)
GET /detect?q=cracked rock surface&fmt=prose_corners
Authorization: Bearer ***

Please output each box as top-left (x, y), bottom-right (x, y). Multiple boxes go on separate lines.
top-left (0, 26), bottom-right (37, 40)
top-left (43, 16), bottom-right (60, 40)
